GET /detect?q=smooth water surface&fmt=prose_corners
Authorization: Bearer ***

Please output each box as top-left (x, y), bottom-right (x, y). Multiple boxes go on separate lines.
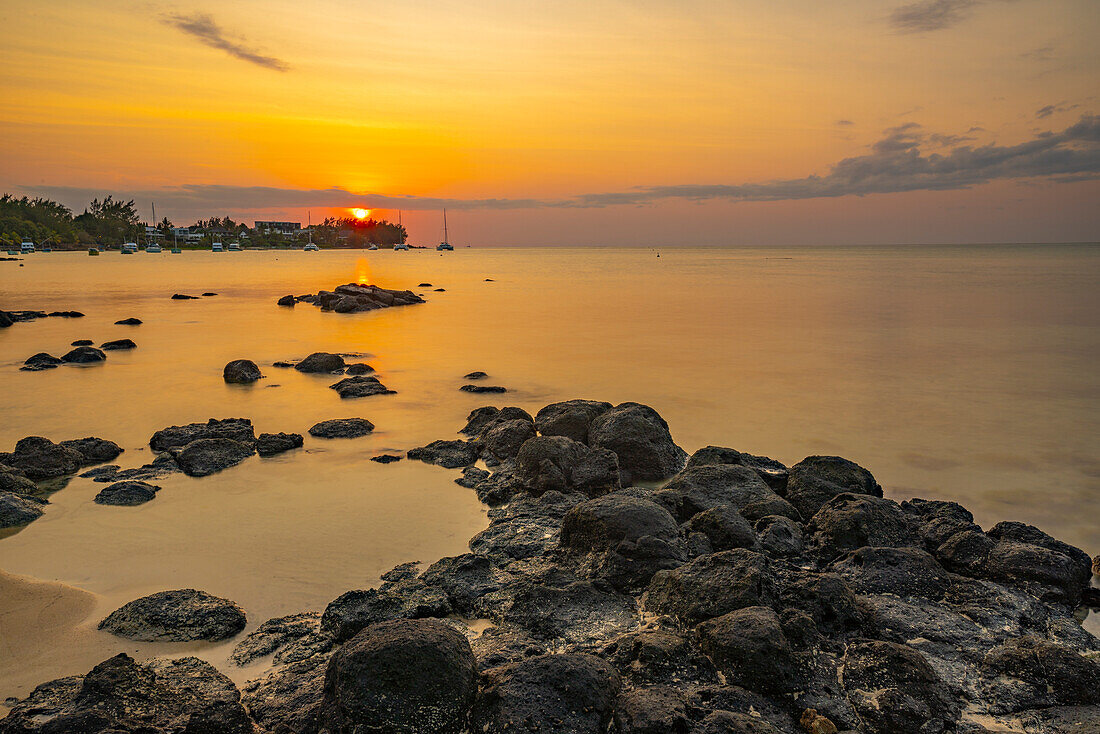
top-left (1, 244), bottom-right (1098, 698)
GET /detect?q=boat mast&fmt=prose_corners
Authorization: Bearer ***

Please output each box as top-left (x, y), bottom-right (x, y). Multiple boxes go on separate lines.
top-left (443, 208), bottom-right (448, 244)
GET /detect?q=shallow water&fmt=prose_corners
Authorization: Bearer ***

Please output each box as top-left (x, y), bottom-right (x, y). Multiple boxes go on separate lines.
top-left (1, 245), bottom-right (1098, 699)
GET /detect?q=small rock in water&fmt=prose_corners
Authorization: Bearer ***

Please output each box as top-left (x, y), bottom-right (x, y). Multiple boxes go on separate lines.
top-left (407, 439), bottom-right (478, 468)
top-left (60, 436), bottom-right (124, 464)
top-left (114, 317), bottom-right (142, 325)
top-left (484, 278), bottom-right (494, 281)
top-left (345, 362), bottom-right (374, 375)
top-left (150, 417), bottom-right (256, 451)
top-left (456, 466), bottom-right (490, 488)
top-left (272, 360), bottom-right (294, 368)
top-left (171, 438), bottom-right (256, 477)
top-left (330, 375), bottom-right (395, 398)
top-left (202, 292), bottom-right (218, 296)
top-left (309, 418), bottom-right (375, 439)
top-left (463, 371), bottom-right (488, 380)
top-left (433, 288), bottom-right (446, 292)
top-left (0, 491), bottom-right (47, 528)
top-left (100, 338), bottom-right (137, 350)
top-left (47, 311), bottom-right (84, 318)
top-left (256, 432), bottom-right (304, 456)
top-left (94, 480), bottom-right (160, 506)
top-left (371, 454), bottom-right (402, 464)
top-left (277, 294), bottom-right (296, 306)
top-left (99, 588), bottom-right (247, 641)
top-left (295, 352), bottom-right (346, 373)
top-left (19, 363), bottom-right (58, 371)
top-left (170, 293), bottom-right (199, 300)
top-left (418, 282), bottom-right (432, 287)
top-left (223, 359), bottom-right (263, 383)
top-left (23, 352), bottom-right (62, 368)
top-left (460, 384), bottom-right (507, 393)
top-left (61, 346), bottom-right (106, 363)
top-left (3, 436), bottom-right (85, 480)
top-left (70, 339), bottom-right (93, 346)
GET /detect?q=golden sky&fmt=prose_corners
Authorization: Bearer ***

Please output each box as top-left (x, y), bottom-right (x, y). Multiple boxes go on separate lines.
top-left (1, 0), bottom-right (1098, 244)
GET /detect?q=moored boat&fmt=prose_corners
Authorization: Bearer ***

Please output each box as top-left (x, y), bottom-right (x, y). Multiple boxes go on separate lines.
top-left (88, 247), bottom-right (100, 256)
top-left (211, 242), bottom-right (224, 252)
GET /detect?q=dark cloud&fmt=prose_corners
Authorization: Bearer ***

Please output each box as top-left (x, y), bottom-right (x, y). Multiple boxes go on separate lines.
top-left (836, 119), bottom-right (854, 126)
top-left (928, 132), bottom-right (977, 146)
top-left (1020, 45), bottom-right (1055, 61)
top-left (1036, 102), bottom-right (1080, 119)
top-left (24, 116), bottom-right (1100, 214)
top-left (162, 13), bottom-right (289, 71)
top-left (888, 0), bottom-right (980, 33)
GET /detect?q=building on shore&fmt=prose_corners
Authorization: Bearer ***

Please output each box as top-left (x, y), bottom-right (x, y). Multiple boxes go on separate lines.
top-left (254, 221), bottom-right (301, 235)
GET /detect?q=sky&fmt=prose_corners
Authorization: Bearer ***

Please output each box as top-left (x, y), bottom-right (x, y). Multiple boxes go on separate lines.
top-left (0, 0), bottom-right (1098, 245)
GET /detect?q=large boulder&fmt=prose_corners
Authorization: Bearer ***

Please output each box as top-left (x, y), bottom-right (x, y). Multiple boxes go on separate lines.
top-left (149, 417), bottom-right (256, 451)
top-left (408, 439), bottom-right (477, 468)
top-left (661, 464), bottom-right (799, 522)
top-left (61, 346), bottom-right (106, 363)
top-left (321, 582), bottom-right (452, 643)
top-left (100, 338), bottom-right (137, 351)
top-left (330, 375), bottom-right (395, 398)
top-left (23, 352), bottom-right (61, 368)
top-left (99, 589), bottom-right (247, 641)
top-left (256, 431), bottom-right (304, 456)
top-left (785, 455), bottom-right (882, 520)
top-left (59, 437), bottom-right (123, 465)
top-left (686, 506), bottom-right (758, 551)
top-left (980, 636), bottom-right (1100, 711)
top-left (534, 399), bottom-right (613, 443)
top-left (831, 546), bottom-right (951, 600)
top-left (295, 352), bottom-right (346, 373)
top-left (0, 466), bottom-right (37, 494)
top-left (684, 446), bottom-right (790, 492)
top-left (0, 653), bottom-right (251, 734)
top-left (479, 418), bottom-right (536, 464)
top-left (223, 359), bottom-right (263, 383)
top-left (695, 606), bottom-right (797, 693)
top-left (515, 435), bottom-right (621, 496)
top-left (0, 490), bottom-right (47, 527)
top-left (840, 640), bottom-right (959, 734)
top-left (3, 436), bottom-right (84, 480)
top-left (320, 619), bottom-right (476, 734)
top-left (309, 418), bottom-right (375, 439)
top-left (473, 653), bottom-right (621, 734)
top-left (171, 437), bottom-right (255, 476)
top-left (806, 493), bottom-right (918, 561)
top-left (646, 549), bottom-right (777, 624)
top-left (588, 402), bottom-right (687, 483)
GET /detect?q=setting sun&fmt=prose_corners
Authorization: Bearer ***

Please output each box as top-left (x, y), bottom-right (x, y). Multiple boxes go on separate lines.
top-left (353, 208), bottom-right (369, 220)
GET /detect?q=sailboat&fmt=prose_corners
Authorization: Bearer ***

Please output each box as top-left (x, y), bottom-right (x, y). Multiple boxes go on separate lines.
top-left (436, 209), bottom-right (454, 251)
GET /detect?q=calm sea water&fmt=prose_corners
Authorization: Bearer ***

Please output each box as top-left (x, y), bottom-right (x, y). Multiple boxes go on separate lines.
top-left (1, 244), bottom-right (1098, 696)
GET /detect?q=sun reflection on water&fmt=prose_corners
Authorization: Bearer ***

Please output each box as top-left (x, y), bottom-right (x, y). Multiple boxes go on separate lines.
top-left (356, 258), bottom-right (372, 285)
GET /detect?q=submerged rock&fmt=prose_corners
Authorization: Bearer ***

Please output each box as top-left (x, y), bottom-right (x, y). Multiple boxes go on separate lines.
top-left (295, 351), bottom-right (346, 373)
top-left (93, 480), bottom-right (159, 506)
top-left (296, 283), bottom-right (425, 313)
top-left (309, 418), bottom-right (375, 438)
top-left (100, 338), bottom-right (136, 350)
top-left (371, 453), bottom-right (402, 463)
top-left (344, 362), bottom-right (374, 375)
top-left (23, 352), bottom-right (62, 368)
top-left (330, 375), bottom-right (395, 398)
top-left (114, 316), bottom-right (142, 324)
top-left (408, 439), bottom-right (478, 468)
top-left (2, 436), bottom-right (84, 480)
top-left (223, 359), bottom-right (263, 383)
top-left (464, 370), bottom-right (488, 380)
top-left (277, 294), bottom-right (296, 306)
top-left (461, 384), bottom-right (507, 393)
top-left (60, 436), bottom-right (123, 465)
top-left (60, 345), bottom-right (106, 363)
top-left (99, 589), bottom-right (247, 641)
top-left (171, 293), bottom-right (199, 299)
top-left (257, 432), bottom-right (304, 456)
top-left (171, 438), bottom-right (256, 476)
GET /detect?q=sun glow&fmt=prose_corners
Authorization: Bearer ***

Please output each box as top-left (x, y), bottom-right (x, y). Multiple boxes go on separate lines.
top-left (353, 208), bottom-right (369, 220)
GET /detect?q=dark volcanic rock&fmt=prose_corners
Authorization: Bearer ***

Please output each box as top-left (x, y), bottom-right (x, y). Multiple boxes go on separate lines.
top-left (464, 370), bottom-right (487, 379)
top-left (99, 589), bottom-right (247, 641)
top-left (4, 436), bottom-right (84, 480)
top-left (0, 490), bottom-right (47, 527)
top-left (47, 310), bottom-right (84, 318)
top-left (514, 435), bottom-right (620, 496)
top-left (456, 465), bottom-right (490, 487)
top-left (256, 432), bottom-right (304, 456)
top-left (171, 293), bottom-right (200, 299)
top-left (60, 437), bottom-right (123, 464)
top-left (114, 317), bottom-right (142, 324)
top-left (371, 453), bottom-right (402, 463)
top-left (23, 352), bottom-right (62, 367)
top-left (661, 463), bottom-right (799, 522)
top-left (687, 505), bottom-right (758, 551)
top-left (309, 418), bottom-right (375, 438)
top-left (408, 439), bottom-right (478, 468)
top-left (980, 635), bottom-right (1100, 711)
top-left (295, 351), bottom-right (346, 373)
top-left (840, 640), bottom-right (960, 734)
top-left (93, 480), bottom-right (159, 506)
top-left (223, 358), bottom-right (263, 383)
top-left (503, 578), bottom-right (640, 644)
top-left (461, 384), bottom-right (507, 393)
top-left (695, 606), bottom-right (797, 693)
top-left (19, 362), bottom-right (57, 371)
top-left (646, 549), bottom-right (776, 625)
top-left (100, 338), bottom-right (137, 350)
top-left (320, 618), bottom-right (476, 734)
top-left (0, 310), bottom-right (12, 327)
top-left (0, 653), bottom-right (251, 734)
top-left (479, 418), bottom-right (537, 465)
top-left (298, 283), bottom-right (425, 313)
top-left (588, 402), bottom-right (687, 483)
top-left (202, 292), bottom-right (218, 297)
top-left (329, 375), bottom-right (395, 398)
top-left (149, 417), bottom-right (256, 451)
top-left (612, 684), bottom-right (692, 734)
top-left (243, 654), bottom-right (328, 734)
top-left (473, 653), bottom-right (621, 734)
top-left (344, 362), bottom-right (374, 375)
top-left (534, 399), bottom-right (613, 443)
top-left (785, 455), bottom-right (882, 520)
top-left (60, 345), bottom-right (106, 363)
top-left (831, 545), bottom-right (951, 599)
top-left (277, 294), bottom-right (296, 306)
top-left (231, 612), bottom-right (331, 666)
top-left (171, 438), bottom-right (255, 476)
top-left (603, 628), bottom-right (718, 687)
top-left (807, 492), bottom-right (917, 561)
top-left (70, 339), bottom-right (93, 346)
top-left (321, 580), bottom-right (452, 643)
top-left (755, 514), bottom-right (804, 556)
top-left (0, 466), bottom-right (37, 494)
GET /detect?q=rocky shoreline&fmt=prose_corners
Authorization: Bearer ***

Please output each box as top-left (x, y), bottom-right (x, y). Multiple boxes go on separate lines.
top-left (1, 400), bottom-right (1099, 733)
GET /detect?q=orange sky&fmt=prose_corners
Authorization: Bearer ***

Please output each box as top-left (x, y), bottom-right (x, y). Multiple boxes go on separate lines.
top-left (1, 0), bottom-right (1097, 244)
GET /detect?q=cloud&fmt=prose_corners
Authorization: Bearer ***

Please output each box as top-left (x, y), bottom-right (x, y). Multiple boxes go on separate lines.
top-left (888, 0), bottom-right (980, 33)
top-left (836, 119), bottom-right (854, 126)
top-left (1036, 101), bottom-right (1080, 119)
top-left (1020, 45), bottom-right (1055, 61)
top-left (23, 116), bottom-right (1100, 215)
top-left (162, 13), bottom-right (289, 71)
